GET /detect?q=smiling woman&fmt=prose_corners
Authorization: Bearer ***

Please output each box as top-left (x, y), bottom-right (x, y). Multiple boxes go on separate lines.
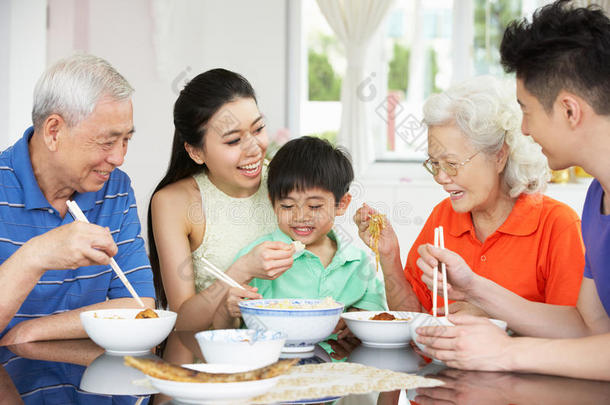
top-left (147, 69), bottom-right (280, 342)
top-left (355, 75), bottom-right (585, 315)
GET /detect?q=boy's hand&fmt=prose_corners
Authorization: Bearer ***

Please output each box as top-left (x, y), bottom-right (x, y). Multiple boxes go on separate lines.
top-left (245, 241), bottom-right (294, 280)
top-left (353, 203), bottom-right (399, 256)
top-left (225, 285), bottom-right (262, 318)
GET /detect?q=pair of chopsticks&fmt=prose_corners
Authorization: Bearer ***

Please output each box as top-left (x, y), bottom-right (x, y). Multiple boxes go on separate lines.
top-left (432, 226), bottom-right (449, 317)
top-left (198, 256), bottom-right (246, 291)
top-left (66, 200), bottom-right (146, 308)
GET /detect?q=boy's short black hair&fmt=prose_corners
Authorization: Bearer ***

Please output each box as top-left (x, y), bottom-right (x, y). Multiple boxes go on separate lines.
top-left (268, 136), bottom-right (354, 204)
top-left (500, 0), bottom-right (610, 114)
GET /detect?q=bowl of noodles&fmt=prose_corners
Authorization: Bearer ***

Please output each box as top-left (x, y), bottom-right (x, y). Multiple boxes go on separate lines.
top-left (238, 298), bottom-right (344, 352)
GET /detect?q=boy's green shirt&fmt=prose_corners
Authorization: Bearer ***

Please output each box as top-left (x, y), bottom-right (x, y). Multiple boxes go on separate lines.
top-left (234, 228), bottom-right (387, 311)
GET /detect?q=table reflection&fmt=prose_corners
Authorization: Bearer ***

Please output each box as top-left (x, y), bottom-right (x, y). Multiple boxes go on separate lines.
top-left (0, 333), bottom-right (609, 405)
top-left (0, 339), bottom-right (148, 404)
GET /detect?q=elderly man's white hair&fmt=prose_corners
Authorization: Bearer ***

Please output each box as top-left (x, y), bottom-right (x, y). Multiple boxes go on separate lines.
top-left (32, 53), bottom-right (133, 130)
top-left (423, 75), bottom-right (550, 197)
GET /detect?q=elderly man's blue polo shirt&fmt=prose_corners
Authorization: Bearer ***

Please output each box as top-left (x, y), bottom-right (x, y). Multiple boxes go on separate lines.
top-left (0, 128), bottom-right (155, 337)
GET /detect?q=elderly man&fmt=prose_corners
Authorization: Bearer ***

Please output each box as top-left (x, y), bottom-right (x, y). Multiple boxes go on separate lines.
top-left (0, 54), bottom-right (155, 344)
top-left (415, 0), bottom-right (610, 381)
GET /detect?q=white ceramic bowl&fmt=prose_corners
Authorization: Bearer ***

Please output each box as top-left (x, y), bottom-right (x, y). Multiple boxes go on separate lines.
top-left (195, 329), bottom-right (286, 367)
top-left (80, 308), bottom-right (176, 355)
top-left (410, 313), bottom-right (507, 360)
top-left (80, 352), bottom-right (158, 395)
top-left (238, 298), bottom-right (344, 352)
top-left (340, 311), bottom-right (415, 348)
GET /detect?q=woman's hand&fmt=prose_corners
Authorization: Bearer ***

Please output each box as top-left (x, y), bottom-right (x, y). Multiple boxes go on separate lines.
top-left (225, 285), bottom-right (262, 318)
top-left (238, 241), bottom-right (294, 280)
top-left (353, 203), bottom-right (399, 257)
top-left (416, 244), bottom-right (478, 302)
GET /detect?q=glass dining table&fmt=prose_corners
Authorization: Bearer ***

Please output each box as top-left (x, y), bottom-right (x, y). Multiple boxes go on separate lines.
top-left (2, 330), bottom-right (610, 405)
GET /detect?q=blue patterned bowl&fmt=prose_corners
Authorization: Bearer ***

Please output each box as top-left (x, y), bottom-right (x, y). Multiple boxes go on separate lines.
top-left (238, 299), bottom-right (344, 352)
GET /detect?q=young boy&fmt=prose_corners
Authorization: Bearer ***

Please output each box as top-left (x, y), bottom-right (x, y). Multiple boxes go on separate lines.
top-left (226, 136), bottom-right (386, 321)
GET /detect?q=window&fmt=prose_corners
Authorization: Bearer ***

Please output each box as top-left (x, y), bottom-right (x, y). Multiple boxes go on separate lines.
top-left (301, 1), bottom-right (345, 145)
top-left (296, 0), bottom-right (551, 163)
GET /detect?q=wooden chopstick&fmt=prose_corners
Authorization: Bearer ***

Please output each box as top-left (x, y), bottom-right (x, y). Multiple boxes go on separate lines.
top-left (432, 226), bottom-right (449, 318)
top-left (439, 226), bottom-right (449, 317)
top-left (66, 200), bottom-right (146, 308)
top-left (198, 256), bottom-right (246, 291)
top-left (433, 228), bottom-right (439, 317)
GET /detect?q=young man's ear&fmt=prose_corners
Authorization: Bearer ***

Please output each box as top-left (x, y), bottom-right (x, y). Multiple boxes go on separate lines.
top-left (557, 91), bottom-right (584, 129)
top-left (335, 193), bottom-right (352, 216)
top-left (184, 142), bottom-right (205, 165)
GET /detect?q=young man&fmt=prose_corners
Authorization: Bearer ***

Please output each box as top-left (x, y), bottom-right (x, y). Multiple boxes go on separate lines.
top-left (415, 0), bottom-right (610, 380)
top-left (0, 54), bottom-right (155, 344)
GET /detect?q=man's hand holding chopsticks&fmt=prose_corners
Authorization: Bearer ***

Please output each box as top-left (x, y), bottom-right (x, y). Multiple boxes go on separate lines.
top-left (416, 244), bottom-right (476, 302)
top-left (27, 221), bottom-right (117, 273)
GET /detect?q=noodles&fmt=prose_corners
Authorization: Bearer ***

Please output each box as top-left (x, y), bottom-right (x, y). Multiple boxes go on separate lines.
top-left (367, 213), bottom-right (386, 272)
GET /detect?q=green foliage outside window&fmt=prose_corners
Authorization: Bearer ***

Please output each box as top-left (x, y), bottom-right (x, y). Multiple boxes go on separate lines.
top-left (388, 43), bottom-right (410, 94)
top-left (474, 0), bottom-right (522, 74)
top-left (308, 50), bottom-right (342, 101)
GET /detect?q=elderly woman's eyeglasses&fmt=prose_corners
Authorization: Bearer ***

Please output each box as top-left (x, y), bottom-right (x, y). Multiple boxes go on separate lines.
top-left (423, 151), bottom-right (480, 177)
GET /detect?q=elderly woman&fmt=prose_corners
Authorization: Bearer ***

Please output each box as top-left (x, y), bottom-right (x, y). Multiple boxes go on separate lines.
top-left (356, 76), bottom-right (585, 313)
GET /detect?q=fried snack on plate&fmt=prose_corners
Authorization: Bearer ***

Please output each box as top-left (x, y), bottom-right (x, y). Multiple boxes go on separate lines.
top-left (135, 308), bottom-right (159, 319)
top-left (124, 356), bottom-right (297, 382)
top-left (367, 213), bottom-right (386, 272)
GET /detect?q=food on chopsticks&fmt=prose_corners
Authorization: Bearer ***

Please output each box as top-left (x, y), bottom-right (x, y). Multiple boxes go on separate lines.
top-left (135, 308), bottom-right (159, 319)
top-left (292, 240), bottom-right (305, 253)
top-left (124, 356), bottom-right (297, 382)
top-left (367, 213), bottom-right (386, 272)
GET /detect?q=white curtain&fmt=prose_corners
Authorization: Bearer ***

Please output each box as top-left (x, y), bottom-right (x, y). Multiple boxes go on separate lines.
top-left (316, 0), bottom-right (395, 176)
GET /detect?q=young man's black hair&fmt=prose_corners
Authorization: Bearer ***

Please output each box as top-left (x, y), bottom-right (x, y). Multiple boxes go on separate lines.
top-left (500, 0), bottom-right (610, 114)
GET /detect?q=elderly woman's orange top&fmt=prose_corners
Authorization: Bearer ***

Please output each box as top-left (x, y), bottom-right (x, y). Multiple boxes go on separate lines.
top-left (404, 193), bottom-right (584, 311)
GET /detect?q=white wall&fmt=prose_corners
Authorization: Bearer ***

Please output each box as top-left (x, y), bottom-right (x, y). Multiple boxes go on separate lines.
top-left (42, 0), bottom-right (288, 241)
top-left (0, 1), bottom-right (10, 144)
top-left (0, 0), bottom-right (47, 149)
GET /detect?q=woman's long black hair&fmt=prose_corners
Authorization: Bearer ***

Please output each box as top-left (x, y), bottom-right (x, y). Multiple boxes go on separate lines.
top-left (147, 68), bottom-right (257, 309)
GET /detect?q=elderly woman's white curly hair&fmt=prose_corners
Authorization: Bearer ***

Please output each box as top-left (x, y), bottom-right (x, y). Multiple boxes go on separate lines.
top-left (423, 76), bottom-right (550, 197)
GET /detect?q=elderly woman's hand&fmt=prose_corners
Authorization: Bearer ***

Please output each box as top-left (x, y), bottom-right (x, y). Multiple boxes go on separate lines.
top-left (353, 203), bottom-right (399, 257)
top-left (416, 244), bottom-right (478, 302)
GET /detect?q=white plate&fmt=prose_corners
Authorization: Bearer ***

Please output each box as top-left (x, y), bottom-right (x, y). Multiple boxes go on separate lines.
top-left (281, 396), bottom-right (342, 404)
top-left (147, 363), bottom-right (279, 404)
top-left (282, 344), bottom-right (315, 353)
top-left (360, 340), bottom-right (409, 348)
